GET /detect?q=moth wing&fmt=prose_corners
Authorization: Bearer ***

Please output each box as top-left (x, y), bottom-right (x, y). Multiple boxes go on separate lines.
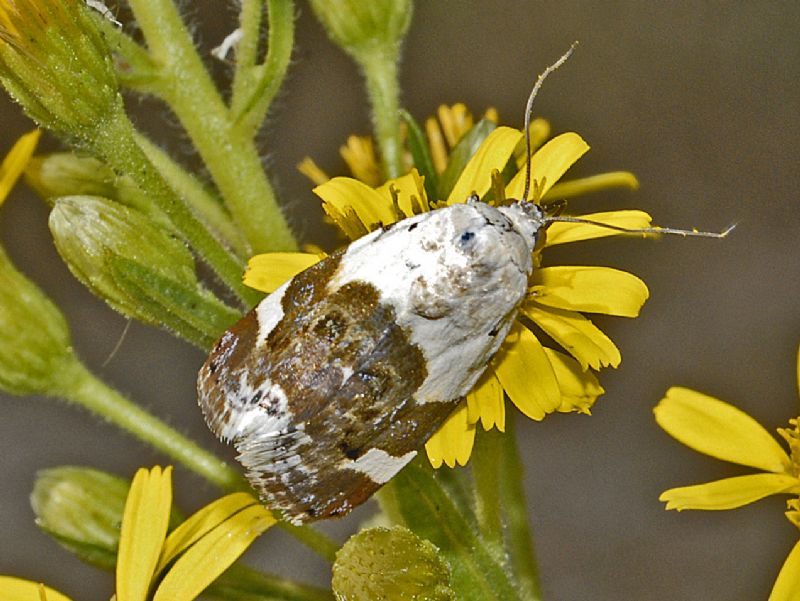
top-left (198, 252), bottom-right (456, 522)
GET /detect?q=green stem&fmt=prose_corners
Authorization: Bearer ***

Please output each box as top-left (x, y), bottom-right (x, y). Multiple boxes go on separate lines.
top-left (209, 563), bottom-right (334, 601)
top-left (472, 428), bottom-right (505, 562)
top-left (134, 132), bottom-right (251, 259)
top-left (278, 521), bottom-right (338, 563)
top-left (499, 412), bottom-right (543, 601)
top-left (60, 358), bottom-right (244, 491)
top-left (232, 0), bottom-right (295, 133)
top-left (91, 108), bottom-right (260, 306)
top-left (126, 0), bottom-right (297, 254)
top-left (359, 49), bottom-right (403, 179)
top-left (231, 0), bottom-right (263, 83)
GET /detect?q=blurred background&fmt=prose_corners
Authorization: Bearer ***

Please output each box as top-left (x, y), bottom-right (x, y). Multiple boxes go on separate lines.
top-left (2, 1), bottom-right (799, 599)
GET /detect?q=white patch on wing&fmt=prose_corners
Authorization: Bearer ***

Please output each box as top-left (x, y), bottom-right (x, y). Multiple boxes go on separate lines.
top-left (345, 448), bottom-right (417, 484)
top-left (219, 377), bottom-right (290, 442)
top-left (330, 203), bottom-right (538, 404)
top-left (255, 281), bottom-right (290, 348)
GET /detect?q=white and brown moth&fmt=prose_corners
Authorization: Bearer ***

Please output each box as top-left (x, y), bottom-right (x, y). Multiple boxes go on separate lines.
top-left (196, 47), bottom-right (730, 524)
top-left (198, 196), bottom-right (546, 523)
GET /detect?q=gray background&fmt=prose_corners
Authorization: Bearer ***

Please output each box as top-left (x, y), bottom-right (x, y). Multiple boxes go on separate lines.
top-left (2, 2), bottom-right (800, 599)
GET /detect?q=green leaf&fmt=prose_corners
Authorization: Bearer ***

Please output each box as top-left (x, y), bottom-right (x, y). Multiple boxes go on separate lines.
top-left (332, 526), bottom-right (454, 601)
top-left (437, 119), bottom-right (497, 200)
top-left (400, 109), bottom-right (438, 202)
top-left (381, 459), bottom-right (520, 601)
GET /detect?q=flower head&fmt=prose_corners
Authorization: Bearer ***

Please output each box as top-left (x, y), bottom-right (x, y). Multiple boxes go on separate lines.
top-left (3, 466), bottom-right (275, 601)
top-left (655, 347), bottom-right (800, 600)
top-left (247, 109), bottom-right (649, 468)
top-left (0, 0), bottom-right (121, 140)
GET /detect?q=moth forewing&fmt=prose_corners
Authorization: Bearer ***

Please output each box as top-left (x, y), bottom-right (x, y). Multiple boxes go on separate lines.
top-left (197, 201), bottom-right (544, 523)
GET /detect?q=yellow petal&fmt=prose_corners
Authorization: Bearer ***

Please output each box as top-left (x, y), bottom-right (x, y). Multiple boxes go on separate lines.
top-left (769, 539), bottom-right (800, 601)
top-left (243, 252), bottom-right (321, 293)
top-left (446, 127), bottom-right (522, 205)
top-left (0, 577), bottom-right (73, 601)
top-left (659, 473), bottom-right (800, 511)
top-left (156, 492), bottom-right (259, 575)
top-left (543, 171), bottom-right (639, 201)
top-left (530, 266), bottom-right (649, 317)
top-left (466, 370), bottom-right (505, 432)
top-left (543, 347), bottom-right (604, 414)
top-left (522, 303), bottom-right (620, 370)
top-left (1, 129), bottom-right (41, 206)
top-left (377, 168), bottom-right (428, 218)
top-left (296, 157), bottom-right (330, 186)
top-left (544, 210), bottom-right (652, 247)
top-left (314, 177), bottom-right (398, 235)
top-left (117, 466), bottom-right (173, 601)
top-left (492, 322), bottom-right (560, 421)
top-left (426, 116), bottom-right (448, 175)
top-left (505, 132), bottom-right (590, 201)
top-left (340, 135), bottom-right (381, 187)
top-left (438, 103), bottom-right (473, 148)
top-left (153, 504), bottom-right (275, 601)
top-left (425, 401), bottom-right (475, 468)
top-left (654, 387), bottom-right (792, 473)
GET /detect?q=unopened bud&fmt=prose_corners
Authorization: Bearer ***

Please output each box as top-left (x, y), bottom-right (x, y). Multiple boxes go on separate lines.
top-left (332, 526), bottom-right (454, 601)
top-left (0, 0), bottom-right (122, 141)
top-left (309, 0), bottom-right (413, 59)
top-left (49, 195), bottom-right (238, 347)
top-left (31, 466), bottom-right (129, 570)
top-left (0, 245), bottom-right (74, 396)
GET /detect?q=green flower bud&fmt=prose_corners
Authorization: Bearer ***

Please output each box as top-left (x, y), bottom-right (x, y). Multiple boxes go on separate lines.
top-left (25, 152), bottom-right (169, 225)
top-left (309, 0), bottom-right (413, 59)
top-left (0, 244), bottom-right (75, 396)
top-left (31, 466), bottom-right (184, 570)
top-left (49, 195), bottom-right (239, 347)
top-left (0, 0), bottom-right (122, 141)
top-left (31, 466), bottom-right (129, 570)
top-left (332, 526), bottom-right (454, 601)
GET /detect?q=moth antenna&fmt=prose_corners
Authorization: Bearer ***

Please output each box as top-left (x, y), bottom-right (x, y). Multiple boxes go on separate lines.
top-left (522, 41), bottom-right (579, 203)
top-left (543, 215), bottom-right (737, 239)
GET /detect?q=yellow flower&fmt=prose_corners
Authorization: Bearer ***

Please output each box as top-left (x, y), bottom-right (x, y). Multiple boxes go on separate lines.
top-left (655, 348), bottom-right (800, 601)
top-left (247, 120), bottom-right (650, 469)
top-left (0, 466), bottom-right (275, 601)
top-left (0, 129), bottom-right (40, 206)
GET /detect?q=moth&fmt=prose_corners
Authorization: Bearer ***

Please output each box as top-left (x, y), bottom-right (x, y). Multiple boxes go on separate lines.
top-left (198, 195), bottom-right (548, 522)
top-left (196, 47), bottom-right (730, 524)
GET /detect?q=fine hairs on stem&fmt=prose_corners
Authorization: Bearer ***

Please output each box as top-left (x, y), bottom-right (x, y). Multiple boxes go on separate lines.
top-left (521, 43), bottom-right (734, 240)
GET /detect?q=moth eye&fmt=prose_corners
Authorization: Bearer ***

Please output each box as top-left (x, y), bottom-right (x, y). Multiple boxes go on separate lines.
top-left (460, 230), bottom-right (476, 244)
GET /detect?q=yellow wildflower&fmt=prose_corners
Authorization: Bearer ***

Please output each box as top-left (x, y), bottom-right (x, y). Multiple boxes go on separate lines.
top-left (0, 466), bottom-right (275, 601)
top-left (655, 347), bottom-right (800, 600)
top-left (246, 122), bottom-right (649, 468)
